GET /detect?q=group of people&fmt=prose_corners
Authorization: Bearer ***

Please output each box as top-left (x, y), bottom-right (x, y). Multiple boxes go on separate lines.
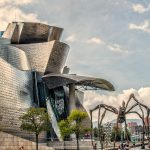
top-left (118, 143), bottom-right (129, 150)
top-left (93, 142), bottom-right (130, 150)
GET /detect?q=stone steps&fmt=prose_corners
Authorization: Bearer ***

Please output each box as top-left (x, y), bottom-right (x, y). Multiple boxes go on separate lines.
top-left (0, 132), bottom-right (55, 150)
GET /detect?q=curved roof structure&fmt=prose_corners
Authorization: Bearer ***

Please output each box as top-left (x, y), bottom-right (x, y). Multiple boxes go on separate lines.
top-left (43, 73), bottom-right (115, 91)
top-left (3, 22), bottom-right (63, 44)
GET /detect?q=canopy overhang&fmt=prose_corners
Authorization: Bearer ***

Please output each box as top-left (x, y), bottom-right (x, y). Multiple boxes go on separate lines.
top-left (42, 73), bottom-right (115, 91)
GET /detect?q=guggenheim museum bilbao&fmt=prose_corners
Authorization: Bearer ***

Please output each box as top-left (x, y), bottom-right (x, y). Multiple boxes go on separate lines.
top-left (0, 22), bottom-right (114, 140)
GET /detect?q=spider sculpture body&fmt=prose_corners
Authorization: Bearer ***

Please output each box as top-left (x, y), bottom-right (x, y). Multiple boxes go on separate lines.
top-left (90, 94), bottom-right (150, 149)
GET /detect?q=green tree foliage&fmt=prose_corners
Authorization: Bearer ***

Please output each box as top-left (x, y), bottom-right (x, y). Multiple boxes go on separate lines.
top-left (59, 109), bottom-right (88, 150)
top-left (93, 127), bottom-right (98, 138)
top-left (20, 107), bottom-right (50, 150)
top-left (82, 128), bottom-right (91, 137)
top-left (58, 119), bottom-right (73, 140)
top-left (111, 126), bottom-right (131, 141)
top-left (111, 126), bottom-right (121, 141)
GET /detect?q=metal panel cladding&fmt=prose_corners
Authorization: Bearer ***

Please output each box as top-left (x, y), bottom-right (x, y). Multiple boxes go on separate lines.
top-left (15, 41), bottom-right (69, 75)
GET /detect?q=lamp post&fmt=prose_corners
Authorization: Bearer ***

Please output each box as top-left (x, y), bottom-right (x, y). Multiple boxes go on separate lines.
top-left (141, 131), bottom-right (145, 149)
top-left (120, 129), bottom-right (124, 150)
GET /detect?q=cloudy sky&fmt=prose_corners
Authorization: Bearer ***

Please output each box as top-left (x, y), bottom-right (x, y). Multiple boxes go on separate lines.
top-left (1, 0), bottom-right (150, 121)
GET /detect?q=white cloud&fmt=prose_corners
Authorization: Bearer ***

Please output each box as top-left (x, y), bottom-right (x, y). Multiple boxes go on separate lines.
top-left (86, 37), bottom-right (128, 54)
top-left (0, 0), bottom-right (34, 6)
top-left (14, 0), bottom-right (34, 5)
top-left (83, 87), bottom-right (150, 122)
top-left (86, 37), bottom-right (105, 44)
top-left (132, 4), bottom-right (149, 14)
top-left (65, 34), bottom-right (76, 42)
top-left (107, 43), bottom-right (128, 54)
top-left (129, 20), bottom-right (150, 33)
top-left (0, 0), bottom-right (43, 30)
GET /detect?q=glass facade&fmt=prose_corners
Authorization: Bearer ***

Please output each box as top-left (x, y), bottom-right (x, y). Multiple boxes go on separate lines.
top-left (48, 87), bottom-right (69, 121)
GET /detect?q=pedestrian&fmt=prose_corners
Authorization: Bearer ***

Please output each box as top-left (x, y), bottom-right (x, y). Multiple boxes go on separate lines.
top-left (93, 143), bottom-right (97, 150)
top-left (132, 140), bottom-right (135, 147)
top-left (19, 146), bottom-right (24, 150)
top-left (124, 143), bottom-right (129, 150)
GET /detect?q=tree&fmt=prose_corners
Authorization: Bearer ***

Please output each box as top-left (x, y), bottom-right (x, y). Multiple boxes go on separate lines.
top-left (59, 110), bottom-right (88, 150)
top-left (68, 109), bottom-right (88, 150)
top-left (93, 127), bottom-right (98, 139)
top-left (111, 126), bottom-right (131, 141)
top-left (58, 119), bottom-right (73, 140)
top-left (20, 107), bottom-right (50, 150)
top-left (59, 119), bottom-right (73, 150)
top-left (111, 126), bottom-right (121, 141)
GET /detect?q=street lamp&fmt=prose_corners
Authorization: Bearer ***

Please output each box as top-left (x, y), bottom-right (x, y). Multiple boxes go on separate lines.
top-left (120, 130), bottom-right (124, 150)
top-left (141, 130), bottom-right (145, 149)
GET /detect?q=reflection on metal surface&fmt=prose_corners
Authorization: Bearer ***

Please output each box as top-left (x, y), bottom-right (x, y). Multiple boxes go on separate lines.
top-left (0, 45), bottom-right (30, 70)
top-left (15, 41), bottom-right (69, 74)
top-left (3, 22), bottom-right (63, 44)
top-left (0, 57), bottom-right (32, 133)
top-left (0, 22), bottom-right (114, 141)
top-left (0, 22), bottom-right (70, 140)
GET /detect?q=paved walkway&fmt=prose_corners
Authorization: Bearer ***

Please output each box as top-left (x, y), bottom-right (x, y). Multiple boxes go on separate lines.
top-left (129, 145), bottom-right (150, 150)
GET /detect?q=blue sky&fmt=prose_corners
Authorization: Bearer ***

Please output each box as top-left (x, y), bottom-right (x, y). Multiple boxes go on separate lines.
top-left (1, 0), bottom-right (150, 119)
top-left (24, 0), bottom-right (150, 92)
top-left (0, 0), bottom-right (149, 92)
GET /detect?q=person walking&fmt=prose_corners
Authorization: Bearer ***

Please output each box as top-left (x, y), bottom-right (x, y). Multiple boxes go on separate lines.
top-left (93, 143), bottom-right (97, 150)
top-left (19, 146), bottom-right (24, 150)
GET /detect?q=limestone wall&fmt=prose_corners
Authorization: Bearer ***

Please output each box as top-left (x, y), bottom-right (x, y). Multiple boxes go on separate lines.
top-left (0, 132), bottom-right (54, 150)
top-left (48, 140), bottom-right (98, 150)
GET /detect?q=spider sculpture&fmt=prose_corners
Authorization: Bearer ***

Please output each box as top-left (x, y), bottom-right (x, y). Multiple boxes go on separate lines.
top-left (90, 94), bottom-right (150, 149)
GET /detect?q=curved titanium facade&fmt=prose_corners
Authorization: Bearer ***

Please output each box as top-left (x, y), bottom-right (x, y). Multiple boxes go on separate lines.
top-left (0, 22), bottom-right (114, 141)
top-left (15, 41), bottom-right (69, 74)
top-left (15, 41), bottom-right (55, 74)
top-left (0, 22), bottom-right (70, 140)
top-left (0, 57), bottom-right (33, 133)
top-left (3, 22), bottom-right (63, 44)
top-left (0, 45), bottom-right (30, 70)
